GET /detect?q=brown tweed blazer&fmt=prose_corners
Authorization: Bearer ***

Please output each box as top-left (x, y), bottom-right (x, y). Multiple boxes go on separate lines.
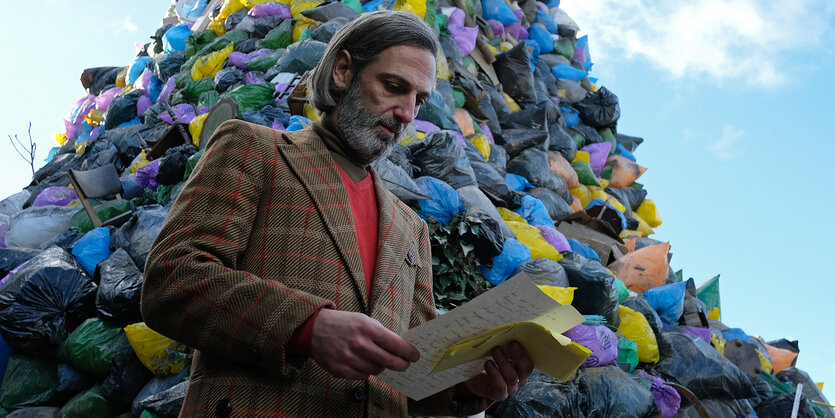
top-left (142, 120), bottom-right (487, 417)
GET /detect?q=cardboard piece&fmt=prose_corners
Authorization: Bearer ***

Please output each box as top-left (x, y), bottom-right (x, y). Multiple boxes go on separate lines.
top-left (556, 218), bottom-right (626, 264)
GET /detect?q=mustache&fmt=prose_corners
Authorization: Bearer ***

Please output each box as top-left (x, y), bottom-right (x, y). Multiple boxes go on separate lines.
top-left (377, 117), bottom-right (402, 136)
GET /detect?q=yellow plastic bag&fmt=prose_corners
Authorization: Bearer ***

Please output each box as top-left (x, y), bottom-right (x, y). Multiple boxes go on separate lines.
top-left (629, 212), bottom-right (655, 237)
top-left (129, 150), bottom-right (151, 173)
top-left (293, 20), bottom-right (312, 42)
top-left (436, 48), bottom-right (451, 80)
top-left (608, 241), bottom-right (670, 293)
top-left (500, 41), bottom-right (513, 52)
top-left (588, 190), bottom-right (627, 214)
top-left (399, 123), bottom-right (422, 146)
top-left (636, 198), bottom-right (662, 228)
top-left (290, 0), bottom-right (321, 19)
top-left (537, 285), bottom-right (576, 305)
top-left (189, 113), bottom-right (208, 147)
top-left (191, 43), bottom-right (235, 80)
top-left (216, 0), bottom-right (246, 21)
top-left (304, 103), bottom-right (321, 122)
top-left (208, 19), bottom-right (227, 36)
top-left (497, 207), bottom-right (526, 224)
top-left (707, 307), bottom-right (721, 320)
top-left (572, 150), bottom-right (590, 164)
top-left (124, 323), bottom-right (191, 376)
top-left (569, 185), bottom-right (591, 208)
top-left (756, 347), bottom-right (773, 374)
top-left (711, 330), bottom-right (726, 355)
top-left (506, 221), bottom-right (563, 263)
top-left (596, 178), bottom-right (609, 189)
top-left (55, 133), bottom-right (68, 146)
top-left (618, 305), bottom-right (659, 364)
top-left (115, 67), bottom-right (129, 87)
top-left (503, 92), bottom-right (521, 112)
top-left (470, 135), bottom-right (491, 161)
top-left (85, 109), bottom-right (105, 126)
top-left (394, 0), bottom-right (426, 18)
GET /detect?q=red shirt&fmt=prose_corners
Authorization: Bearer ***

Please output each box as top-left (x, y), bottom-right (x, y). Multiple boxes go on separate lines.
top-left (288, 167), bottom-right (378, 354)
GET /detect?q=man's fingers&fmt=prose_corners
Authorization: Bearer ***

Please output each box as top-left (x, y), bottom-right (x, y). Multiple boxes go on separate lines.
top-left (354, 338), bottom-right (413, 372)
top-left (509, 341), bottom-right (534, 385)
top-left (484, 360), bottom-right (509, 401)
top-left (369, 322), bottom-right (420, 363)
top-left (491, 346), bottom-right (519, 386)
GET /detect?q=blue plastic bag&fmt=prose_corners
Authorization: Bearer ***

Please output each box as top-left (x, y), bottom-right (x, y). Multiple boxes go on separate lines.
top-left (71, 227), bottom-right (114, 276)
top-left (414, 177), bottom-right (465, 225)
top-left (574, 35), bottom-right (593, 71)
top-left (482, 0), bottom-right (518, 24)
top-left (148, 75), bottom-right (163, 103)
top-left (551, 64), bottom-right (587, 82)
top-left (505, 173), bottom-right (534, 191)
top-left (616, 144), bottom-right (637, 162)
top-left (722, 328), bottom-right (751, 344)
top-left (567, 238), bottom-right (600, 262)
top-left (584, 198), bottom-right (627, 231)
top-left (560, 106), bottom-right (580, 129)
top-left (479, 238), bottom-right (531, 285)
top-left (0, 333), bottom-right (12, 385)
top-left (543, 0), bottom-right (559, 8)
top-left (285, 115), bottom-right (312, 131)
top-left (127, 56), bottom-right (153, 85)
top-left (512, 195), bottom-right (555, 227)
top-left (642, 281), bottom-right (687, 325)
top-left (362, 0), bottom-right (392, 12)
top-left (162, 24), bottom-right (192, 54)
top-left (535, 11), bottom-right (559, 34)
top-left (527, 24), bottom-right (553, 55)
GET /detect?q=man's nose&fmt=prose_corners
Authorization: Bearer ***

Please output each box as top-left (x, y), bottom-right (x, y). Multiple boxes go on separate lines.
top-left (392, 96), bottom-right (417, 125)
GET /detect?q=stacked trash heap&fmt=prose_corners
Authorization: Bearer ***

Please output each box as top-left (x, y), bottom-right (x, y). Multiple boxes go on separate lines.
top-left (0, 0), bottom-right (832, 417)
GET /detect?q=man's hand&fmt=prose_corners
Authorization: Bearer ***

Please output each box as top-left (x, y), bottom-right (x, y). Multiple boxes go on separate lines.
top-left (310, 309), bottom-right (420, 379)
top-left (460, 341), bottom-right (534, 402)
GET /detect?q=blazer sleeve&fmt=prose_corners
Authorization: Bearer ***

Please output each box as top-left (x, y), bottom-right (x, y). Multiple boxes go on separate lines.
top-left (406, 219), bottom-right (491, 416)
top-left (141, 120), bottom-right (334, 376)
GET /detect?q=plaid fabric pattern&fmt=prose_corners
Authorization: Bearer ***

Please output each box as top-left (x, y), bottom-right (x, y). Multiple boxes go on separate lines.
top-left (142, 120), bottom-right (486, 417)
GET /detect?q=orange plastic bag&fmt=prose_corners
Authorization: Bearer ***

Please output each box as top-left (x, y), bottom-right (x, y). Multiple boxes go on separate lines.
top-left (548, 151), bottom-right (579, 188)
top-left (607, 241), bottom-right (670, 293)
top-left (765, 343), bottom-right (798, 374)
top-left (569, 195), bottom-right (582, 213)
top-left (606, 155), bottom-right (647, 188)
top-left (622, 237), bottom-right (637, 253)
top-left (454, 108), bottom-right (475, 136)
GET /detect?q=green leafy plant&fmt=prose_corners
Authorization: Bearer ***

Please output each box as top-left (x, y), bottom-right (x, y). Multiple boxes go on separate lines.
top-left (427, 215), bottom-right (491, 312)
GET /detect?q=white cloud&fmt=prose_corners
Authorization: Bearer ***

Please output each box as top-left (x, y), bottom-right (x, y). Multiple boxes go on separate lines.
top-left (559, 0), bottom-right (834, 87)
top-left (123, 18), bottom-right (138, 32)
top-left (710, 125), bottom-right (744, 161)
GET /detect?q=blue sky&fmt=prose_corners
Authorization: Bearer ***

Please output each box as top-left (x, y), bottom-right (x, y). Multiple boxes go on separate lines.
top-left (0, 0), bottom-right (833, 402)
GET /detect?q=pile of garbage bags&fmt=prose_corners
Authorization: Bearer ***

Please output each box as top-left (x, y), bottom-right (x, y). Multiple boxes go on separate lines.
top-left (0, 0), bottom-right (832, 416)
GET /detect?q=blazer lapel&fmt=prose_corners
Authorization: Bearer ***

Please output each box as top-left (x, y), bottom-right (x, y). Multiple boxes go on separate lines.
top-left (369, 168), bottom-right (420, 310)
top-left (275, 128), bottom-right (369, 309)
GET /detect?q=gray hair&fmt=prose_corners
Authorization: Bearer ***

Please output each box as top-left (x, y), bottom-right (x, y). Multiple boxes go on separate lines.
top-left (308, 11), bottom-right (438, 113)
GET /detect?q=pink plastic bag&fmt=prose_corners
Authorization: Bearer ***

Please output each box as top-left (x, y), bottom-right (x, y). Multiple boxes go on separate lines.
top-left (563, 323), bottom-right (618, 368)
top-left (581, 142), bottom-right (611, 177)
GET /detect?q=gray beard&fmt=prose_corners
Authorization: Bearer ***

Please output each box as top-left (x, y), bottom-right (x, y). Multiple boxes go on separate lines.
top-left (336, 79), bottom-right (404, 165)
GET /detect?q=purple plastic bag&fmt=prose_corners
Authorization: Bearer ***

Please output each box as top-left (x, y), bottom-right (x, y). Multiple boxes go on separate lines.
top-left (64, 119), bottom-right (78, 140)
top-left (636, 371), bottom-right (681, 418)
top-left (272, 119), bottom-right (286, 131)
top-left (0, 260), bottom-right (28, 287)
top-left (33, 186), bottom-right (78, 207)
top-left (89, 127), bottom-right (102, 143)
top-left (580, 142), bottom-right (611, 177)
top-left (412, 119), bottom-right (440, 135)
top-left (536, 225), bottom-right (570, 252)
top-left (227, 51), bottom-right (248, 70)
top-left (480, 123), bottom-right (494, 143)
top-left (517, 25), bottom-right (529, 40)
top-left (159, 104), bottom-right (197, 124)
top-left (504, 20), bottom-right (522, 39)
top-left (563, 323), bottom-right (618, 368)
top-left (679, 326), bottom-right (711, 344)
top-left (136, 94), bottom-right (152, 116)
top-left (134, 70), bottom-right (152, 92)
top-left (136, 159), bottom-right (161, 191)
top-left (157, 77), bottom-right (177, 104)
top-left (245, 71), bottom-right (266, 84)
top-left (70, 95), bottom-right (96, 125)
top-left (95, 87), bottom-right (124, 110)
top-left (249, 2), bottom-right (292, 18)
top-left (449, 24), bottom-right (478, 56)
top-left (449, 8), bottom-right (466, 26)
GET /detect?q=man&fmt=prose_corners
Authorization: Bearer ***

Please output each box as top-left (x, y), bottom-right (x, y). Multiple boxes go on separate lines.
top-left (142, 11), bottom-right (532, 417)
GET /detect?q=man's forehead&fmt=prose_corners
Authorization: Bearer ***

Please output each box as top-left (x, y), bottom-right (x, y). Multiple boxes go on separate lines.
top-left (374, 45), bottom-right (436, 90)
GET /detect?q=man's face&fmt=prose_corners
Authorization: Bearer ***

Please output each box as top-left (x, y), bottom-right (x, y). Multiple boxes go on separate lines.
top-left (336, 45), bottom-right (435, 164)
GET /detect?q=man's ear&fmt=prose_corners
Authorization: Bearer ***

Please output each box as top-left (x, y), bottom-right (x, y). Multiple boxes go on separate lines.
top-left (332, 50), bottom-right (354, 90)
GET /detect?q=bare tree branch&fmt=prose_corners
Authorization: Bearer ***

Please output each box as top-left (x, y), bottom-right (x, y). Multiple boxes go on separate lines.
top-left (6, 122), bottom-right (37, 181)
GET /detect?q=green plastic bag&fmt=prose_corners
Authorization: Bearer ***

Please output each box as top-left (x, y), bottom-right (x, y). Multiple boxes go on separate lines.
top-left (181, 78), bottom-right (216, 104)
top-left (617, 336), bottom-right (638, 372)
top-left (223, 83), bottom-right (276, 116)
top-left (244, 49), bottom-right (285, 73)
top-left (57, 385), bottom-right (117, 418)
top-left (259, 19), bottom-right (295, 50)
top-left (198, 90), bottom-right (220, 109)
top-left (571, 161), bottom-right (601, 187)
top-left (436, 13), bottom-right (449, 36)
top-left (554, 37), bottom-right (576, 60)
top-left (570, 130), bottom-right (585, 149)
top-left (453, 88), bottom-right (466, 109)
top-left (0, 355), bottom-right (59, 410)
top-left (70, 199), bottom-right (133, 233)
top-left (342, 0), bottom-right (362, 13)
top-left (598, 128), bottom-right (618, 156)
top-left (184, 150), bottom-right (205, 180)
top-left (423, 0), bottom-right (437, 33)
top-left (696, 275), bottom-right (721, 312)
top-left (63, 318), bottom-right (132, 375)
top-left (185, 31), bottom-right (218, 59)
top-left (615, 279), bottom-right (629, 302)
top-left (140, 410), bottom-right (160, 418)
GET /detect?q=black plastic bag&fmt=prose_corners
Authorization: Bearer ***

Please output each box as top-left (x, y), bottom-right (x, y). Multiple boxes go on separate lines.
top-left (559, 252), bottom-right (620, 328)
top-left (493, 43), bottom-right (536, 107)
top-left (241, 15), bottom-right (284, 38)
top-left (486, 84), bottom-right (511, 124)
top-left (57, 384), bottom-right (118, 418)
top-left (104, 90), bottom-right (142, 130)
top-left (30, 152), bottom-right (82, 190)
top-left (757, 393), bottom-right (815, 418)
top-left (156, 144), bottom-right (199, 186)
top-left (680, 278), bottom-right (707, 322)
top-left (56, 363), bottom-right (96, 401)
top-left (130, 369), bottom-right (189, 417)
top-left (776, 367), bottom-right (834, 414)
top-left (153, 51), bottom-right (186, 83)
top-left (0, 246), bottom-right (97, 353)
top-left (439, 36), bottom-right (463, 64)
top-left (0, 248), bottom-right (40, 276)
top-left (301, 2), bottom-right (359, 21)
top-left (500, 129), bottom-right (548, 159)
top-left (487, 144), bottom-right (508, 178)
top-left (385, 144), bottom-right (413, 177)
top-left (408, 131), bottom-right (477, 189)
top-left (4, 406), bottom-right (61, 417)
top-left (416, 89), bottom-right (458, 131)
top-left (549, 124), bottom-right (577, 162)
top-left (606, 186), bottom-right (646, 212)
top-left (579, 366), bottom-right (658, 417)
top-left (434, 79), bottom-right (456, 120)
top-left (679, 399), bottom-right (755, 418)
top-left (95, 249), bottom-right (143, 325)
top-left (469, 155), bottom-right (520, 209)
top-left (475, 86), bottom-right (502, 137)
top-left (575, 86), bottom-right (620, 128)
top-left (0, 355), bottom-right (59, 411)
top-left (311, 17), bottom-right (349, 43)
top-left (138, 381), bottom-right (188, 417)
top-left (527, 187), bottom-right (572, 223)
top-left (767, 338), bottom-right (799, 354)
top-left (506, 147), bottom-right (550, 188)
top-left (615, 133), bottom-right (643, 152)
top-left (489, 370), bottom-right (585, 417)
top-left (535, 59), bottom-right (559, 97)
top-left (80, 67), bottom-right (124, 96)
top-left (213, 67), bottom-right (245, 93)
top-left (649, 332), bottom-right (756, 400)
top-left (110, 205), bottom-right (169, 271)
top-left (224, 8), bottom-right (249, 31)
top-left (500, 102), bottom-right (552, 131)
top-left (513, 258), bottom-right (569, 287)
top-left (241, 105), bottom-right (290, 128)
top-left (371, 159), bottom-right (428, 203)
top-left (234, 38), bottom-right (261, 54)
top-left (459, 205), bottom-right (505, 266)
top-left (569, 124), bottom-right (603, 145)
top-left (275, 39), bottom-right (327, 74)
top-left (544, 172), bottom-right (573, 204)
top-left (101, 350), bottom-right (153, 407)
